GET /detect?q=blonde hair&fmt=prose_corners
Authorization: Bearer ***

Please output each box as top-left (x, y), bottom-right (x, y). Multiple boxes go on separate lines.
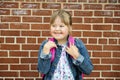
top-left (50, 9), bottom-right (72, 26)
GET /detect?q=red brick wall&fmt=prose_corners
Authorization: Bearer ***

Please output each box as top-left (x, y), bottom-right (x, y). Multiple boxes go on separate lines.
top-left (0, 0), bottom-right (120, 80)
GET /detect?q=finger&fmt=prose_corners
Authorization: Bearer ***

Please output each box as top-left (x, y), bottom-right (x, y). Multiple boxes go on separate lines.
top-left (69, 42), bottom-right (72, 47)
top-left (70, 42), bottom-right (74, 47)
top-left (53, 43), bottom-right (57, 48)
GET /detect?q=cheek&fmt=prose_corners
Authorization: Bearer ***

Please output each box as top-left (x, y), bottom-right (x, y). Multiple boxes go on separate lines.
top-left (50, 28), bottom-right (54, 35)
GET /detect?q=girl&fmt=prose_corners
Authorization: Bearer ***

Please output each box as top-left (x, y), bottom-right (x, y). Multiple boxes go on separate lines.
top-left (38, 9), bottom-right (93, 80)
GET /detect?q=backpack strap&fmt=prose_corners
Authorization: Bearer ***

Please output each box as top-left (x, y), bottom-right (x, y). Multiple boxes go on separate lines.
top-left (48, 38), bottom-right (56, 62)
top-left (68, 36), bottom-right (75, 46)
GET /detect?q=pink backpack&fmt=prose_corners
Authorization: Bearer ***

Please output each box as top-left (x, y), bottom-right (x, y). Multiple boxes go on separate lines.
top-left (42, 36), bottom-right (84, 79)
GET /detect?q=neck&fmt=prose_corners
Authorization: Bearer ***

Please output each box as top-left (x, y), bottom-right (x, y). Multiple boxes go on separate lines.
top-left (57, 39), bottom-right (67, 45)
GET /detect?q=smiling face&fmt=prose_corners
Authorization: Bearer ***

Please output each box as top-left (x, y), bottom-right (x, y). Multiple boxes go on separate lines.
top-left (50, 9), bottom-right (72, 44)
top-left (50, 16), bottom-right (70, 44)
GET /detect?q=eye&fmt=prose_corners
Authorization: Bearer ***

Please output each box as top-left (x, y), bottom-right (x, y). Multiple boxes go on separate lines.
top-left (60, 25), bottom-right (64, 27)
top-left (52, 25), bottom-right (56, 27)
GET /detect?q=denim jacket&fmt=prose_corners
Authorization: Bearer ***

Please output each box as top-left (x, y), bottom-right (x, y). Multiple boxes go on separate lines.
top-left (38, 38), bottom-right (93, 80)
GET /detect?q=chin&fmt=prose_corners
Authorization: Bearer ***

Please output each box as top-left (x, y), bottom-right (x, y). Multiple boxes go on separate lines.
top-left (54, 37), bottom-right (63, 40)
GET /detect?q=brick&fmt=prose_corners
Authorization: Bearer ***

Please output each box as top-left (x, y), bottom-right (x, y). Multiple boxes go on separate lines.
top-left (93, 52), bottom-right (111, 57)
top-left (0, 71), bottom-right (18, 77)
top-left (22, 44), bottom-right (39, 50)
top-left (68, 0), bottom-right (77, 2)
top-left (36, 0), bottom-right (45, 2)
top-left (42, 3), bottom-right (61, 9)
top-left (84, 4), bottom-right (102, 10)
top-left (20, 3), bottom-right (40, 9)
top-left (105, 18), bottom-right (120, 23)
top-left (21, 58), bottom-right (37, 63)
top-left (74, 11), bottom-right (93, 16)
top-left (0, 23), bottom-right (9, 29)
top-left (38, 38), bottom-right (46, 43)
top-left (0, 2), bottom-right (18, 8)
top-left (16, 38), bottom-right (25, 43)
top-left (94, 65), bottom-right (111, 70)
top-left (0, 65), bottom-right (8, 70)
top-left (98, 0), bottom-right (107, 3)
top-left (30, 51), bottom-right (38, 57)
top-left (6, 37), bottom-right (14, 43)
top-left (104, 4), bottom-right (120, 10)
top-left (96, 78), bottom-right (108, 80)
top-left (72, 31), bottom-right (81, 37)
top-left (63, 4), bottom-right (81, 9)
top-left (0, 37), bottom-right (4, 43)
top-left (21, 31), bottom-right (40, 36)
top-left (42, 31), bottom-right (51, 37)
top-left (83, 31), bottom-right (102, 37)
top-left (84, 18), bottom-right (103, 23)
top-left (113, 25), bottom-right (120, 30)
top-left (32, 10), bottom-right (52, 16)
top-left (72, 17), bottom-right (82, 23)
top-left (112, 65), bottom-right (120, 70)
top-left (102, 72), bottom-right (120, 77)
top-left (57, 0), bottom-right (66, 2)
top-left (1, 30), bottom-right (20, 36)
top-left (109, 39), bottom-right (117, 44)
top-left (89, 38), bottom-right (97, 44)
top-left (1, 16), bottom-right (20, 22)
top-left (36, 78), bottom-right (42, 80)
top-left (20, 71), bottom-right (39, 77)
top-left (10, 23), bottom-right (30, 30)
top-left (0, 51), bottom-right (8, 57)
top-left (15, 0), bottom-right (24, 2)
top-left (14, 78), bottom-right (24, 80)
top-left (104, 45), bottom-right (120, 51)
top-left (78, 0), bottom-right (87, 2)
top-left (85, 72), bottom-right (100, 77)
top-left (101, 58), bottom-right (120, 64)
top-left (119, 39), bottom-right (120, 44)
top-left (23, 17), bottom-right (42, 23)
top-left (114, 11), bottom-right (120, 16)
top-left (0, 9), bottom-right (10, 15)
top-left (86, 45), bottom-right (102, 50)
top-left (46, 0), bottom-right (56, 2)
top-left (9, 51), bottom-right (29, 57)
top-left (10, 65), bottom-right (29, 70)
top-left (103, 32), bottom-right (120, 37)
top-left (72, 24), bottom-right (91, 30)
top-left (108, 0), bottom-right (117, 3)
top-left (31, 24), bottom-right (50, 30)
top-left (25, 78), bottom-right (34, 80)
top-left (113, 52), bottom-right (120, 57)
top-left (43, 17), bottom-right (50, 23)
top-left (12, 10), bottom-right (31, 15)
top-left (1, 44), bottom-right (20, 50)
top-left (0, 58), bottom-right (19, 63)
top-left (27, 38), bottom-right (36, 43)
top-left (88, 0), bottom-right (97, 3)
top-left (31, 64), bottom-right (37, 70)
top-left (93, 25), bottom-right (111, 30)
top-left (5, 78), bottom-right (14, 80)
top-left (94, 11), bottom-right (113, 17)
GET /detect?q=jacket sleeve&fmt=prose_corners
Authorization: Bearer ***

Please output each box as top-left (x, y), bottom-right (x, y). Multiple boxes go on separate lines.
top-left (72, 38), bottom-right (94, 75)
top-left (37, 40), bottom-right (51, 74)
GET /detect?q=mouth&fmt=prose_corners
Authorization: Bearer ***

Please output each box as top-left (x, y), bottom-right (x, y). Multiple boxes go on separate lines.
top-left (54, 32), bottom-right (63, 34)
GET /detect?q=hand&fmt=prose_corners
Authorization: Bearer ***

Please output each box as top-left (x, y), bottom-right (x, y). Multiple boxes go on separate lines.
top-left (65, 43), bottom-right (80, 59)
top-left (43, 41), bottom-right (57, 54)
